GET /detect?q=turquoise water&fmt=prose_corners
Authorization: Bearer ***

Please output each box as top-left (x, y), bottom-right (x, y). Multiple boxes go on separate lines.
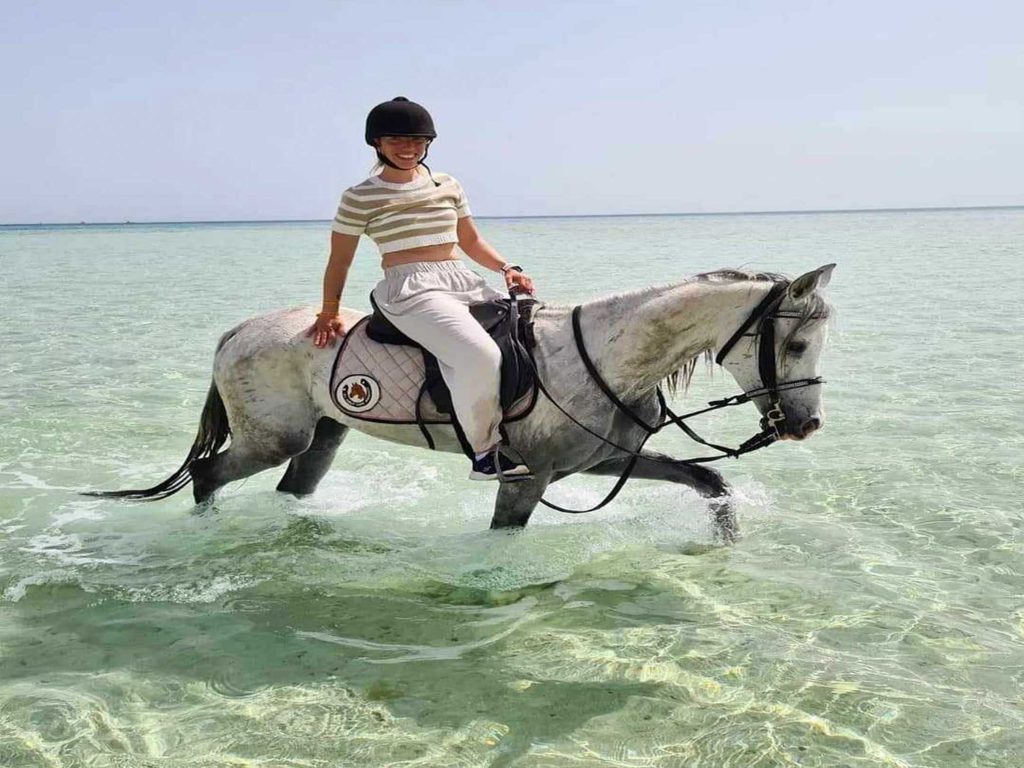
top-left (2, 209), bottom-right (1023, 766)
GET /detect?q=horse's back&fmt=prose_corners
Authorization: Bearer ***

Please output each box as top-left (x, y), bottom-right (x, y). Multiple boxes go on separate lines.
top-left (211, 307), bottom-right (363, 447)
top-left (214, 306), bottom-right (364, 364)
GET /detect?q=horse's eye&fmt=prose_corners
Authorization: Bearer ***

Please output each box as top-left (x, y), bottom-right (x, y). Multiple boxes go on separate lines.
top-left (787, 341), bottom-right (808, 355)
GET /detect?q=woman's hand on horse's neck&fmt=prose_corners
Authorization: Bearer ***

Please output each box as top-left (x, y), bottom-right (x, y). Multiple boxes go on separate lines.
top-left (581, 280), bottom-right (775, 400)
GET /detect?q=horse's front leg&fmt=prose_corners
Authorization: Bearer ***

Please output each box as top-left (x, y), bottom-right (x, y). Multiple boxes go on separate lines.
top-left (490, 472), bottom-right (552, 529)
top-left (583, 451), bottom-right (739, 543)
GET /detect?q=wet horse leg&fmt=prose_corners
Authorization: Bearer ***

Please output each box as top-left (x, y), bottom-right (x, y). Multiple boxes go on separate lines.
top-left (190, 443), bottom-right (291, 505)
top-left (490, 473), bottom-right (552, 529)
top-left (277, 418), bottom-right (349, 496)
top-left (582, 451), bottom-right (739, 542)
top-left (190, 419), bottom-right (317, 504)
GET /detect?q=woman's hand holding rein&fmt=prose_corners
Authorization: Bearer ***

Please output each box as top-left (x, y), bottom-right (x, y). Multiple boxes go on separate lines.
top-left (502, 265), bottom-right (536, 296)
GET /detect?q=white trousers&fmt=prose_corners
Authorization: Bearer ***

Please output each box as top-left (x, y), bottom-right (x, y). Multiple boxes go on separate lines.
top-left (372, 260), bottom-right (507, 453)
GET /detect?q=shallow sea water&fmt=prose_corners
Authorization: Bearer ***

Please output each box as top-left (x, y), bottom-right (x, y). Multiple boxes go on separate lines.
top-left (1, 209), bottom-right (1023, 766)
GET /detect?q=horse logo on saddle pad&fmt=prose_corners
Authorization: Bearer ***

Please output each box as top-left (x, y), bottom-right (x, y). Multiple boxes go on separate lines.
top-left (337, 374), bottom-right (381, 413)
top-left (329, 294), bottom-right (538, 450)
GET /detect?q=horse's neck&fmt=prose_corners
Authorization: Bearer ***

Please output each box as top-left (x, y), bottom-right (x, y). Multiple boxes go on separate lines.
top-left (579, 279), bottom-right (773, 399)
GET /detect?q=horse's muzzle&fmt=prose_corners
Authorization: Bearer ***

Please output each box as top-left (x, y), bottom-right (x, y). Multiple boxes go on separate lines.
top-left (780, 416), bottom-right (822, 441)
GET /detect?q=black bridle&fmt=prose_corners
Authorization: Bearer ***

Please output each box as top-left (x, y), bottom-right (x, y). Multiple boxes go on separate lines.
top-left (526, 281), bottom-right (826, 513)
top-left (712, 281), bottom-right (827, 438)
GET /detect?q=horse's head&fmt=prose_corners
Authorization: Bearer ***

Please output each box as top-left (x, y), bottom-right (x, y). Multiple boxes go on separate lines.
top-left (717, 264), bottom-right (834, 441)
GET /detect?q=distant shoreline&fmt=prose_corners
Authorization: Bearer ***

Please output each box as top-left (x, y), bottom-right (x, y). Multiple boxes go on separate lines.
top-left (2, 204), bottom-right (1022, 229)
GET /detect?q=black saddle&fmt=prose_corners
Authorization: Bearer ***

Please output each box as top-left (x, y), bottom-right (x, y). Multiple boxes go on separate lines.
top-left (366, 292), bottom-right (538, 456)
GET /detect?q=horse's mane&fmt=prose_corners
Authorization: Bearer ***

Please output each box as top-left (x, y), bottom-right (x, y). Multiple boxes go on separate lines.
top-left (669, 269), bottom-right (832, 397)
top-left (539, 268), bottom-right (832, 398)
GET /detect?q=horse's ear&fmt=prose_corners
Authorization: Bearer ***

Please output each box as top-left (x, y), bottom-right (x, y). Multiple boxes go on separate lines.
top-left (788, 264), bottom-right (835, 302)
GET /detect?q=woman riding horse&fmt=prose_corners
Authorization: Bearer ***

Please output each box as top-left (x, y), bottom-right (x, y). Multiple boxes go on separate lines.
top-left (85, 98), bottom-right (834, 533)
top-left (308, 97), bottom-right (535, 482)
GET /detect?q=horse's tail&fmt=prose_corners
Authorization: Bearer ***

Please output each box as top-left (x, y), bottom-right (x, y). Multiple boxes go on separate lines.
top-left (83, 379), bottom-right (231, 501)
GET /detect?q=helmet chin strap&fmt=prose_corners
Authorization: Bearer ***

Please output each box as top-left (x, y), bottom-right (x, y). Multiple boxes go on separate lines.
top-left (374, 143), bottom-right (440, 186)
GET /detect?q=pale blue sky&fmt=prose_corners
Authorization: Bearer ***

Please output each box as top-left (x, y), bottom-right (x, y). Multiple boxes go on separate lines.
top-left (2, 0), bottom-right (1021, 223)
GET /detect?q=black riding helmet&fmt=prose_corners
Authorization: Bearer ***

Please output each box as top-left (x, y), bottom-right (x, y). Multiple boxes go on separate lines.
top-left (365, 97), bottom-right (440, 184)
top-left (365, 96), bottom-right (436, 144)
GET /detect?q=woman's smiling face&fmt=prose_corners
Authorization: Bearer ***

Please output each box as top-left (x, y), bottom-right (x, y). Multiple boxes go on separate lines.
top-left (377, 136), bottom-right (429, 169)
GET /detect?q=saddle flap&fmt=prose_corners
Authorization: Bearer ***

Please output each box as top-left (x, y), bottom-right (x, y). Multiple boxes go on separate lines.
top-left (468, 300), bottom-right (510, 331)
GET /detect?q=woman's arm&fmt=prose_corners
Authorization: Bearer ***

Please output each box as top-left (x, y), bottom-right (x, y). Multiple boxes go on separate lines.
top-left (457, 217), bottom-right (535, 294)
top-left (320, 232), bottom-right (360, 312)
top-left (308, 232), bottom-right (359, 347)
top-left (457, 216), bottom-right (506, 272)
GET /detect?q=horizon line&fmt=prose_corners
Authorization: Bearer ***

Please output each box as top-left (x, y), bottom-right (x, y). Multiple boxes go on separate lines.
top-left (2, 203), bottom-right (1022, 228)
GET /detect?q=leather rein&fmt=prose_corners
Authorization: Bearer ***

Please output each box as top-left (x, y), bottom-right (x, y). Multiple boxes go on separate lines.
top-left (528, 281), bottom-right (825, 513)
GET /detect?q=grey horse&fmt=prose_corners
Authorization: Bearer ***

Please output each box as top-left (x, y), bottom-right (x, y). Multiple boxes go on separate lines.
top-left (90, 266), bottom-right (834, 534)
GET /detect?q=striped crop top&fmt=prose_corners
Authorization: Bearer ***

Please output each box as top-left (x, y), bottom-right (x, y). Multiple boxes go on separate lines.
top-left (331, 172), bottom-right (472, 255)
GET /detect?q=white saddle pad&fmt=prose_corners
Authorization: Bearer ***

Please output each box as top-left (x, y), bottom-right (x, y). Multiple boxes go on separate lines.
top-left (329, 317), bottom-right (535, 424)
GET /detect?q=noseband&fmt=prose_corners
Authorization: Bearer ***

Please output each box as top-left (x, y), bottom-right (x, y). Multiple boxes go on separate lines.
top-left (525, 281), bottom-right (826, 513)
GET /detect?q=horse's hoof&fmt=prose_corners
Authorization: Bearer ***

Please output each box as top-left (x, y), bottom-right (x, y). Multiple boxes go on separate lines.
top-left (190, 499), bottom-right (218, 516)
top-left (710, 500), bottom-right (741, 545)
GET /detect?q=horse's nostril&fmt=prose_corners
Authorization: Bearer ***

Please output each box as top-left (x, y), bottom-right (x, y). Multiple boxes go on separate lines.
top-left (803, 417), bottom-right (821, 436)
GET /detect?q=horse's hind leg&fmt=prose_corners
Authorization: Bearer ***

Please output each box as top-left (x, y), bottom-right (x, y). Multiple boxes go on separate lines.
top-left (583, 451), bottom-right (739, 543)
top-left (190, 415), bottom-right (318, 504)
top-left (190, 441), bottom-right (294, 504)
top-left (277, 418), bottom-right (349, 496)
